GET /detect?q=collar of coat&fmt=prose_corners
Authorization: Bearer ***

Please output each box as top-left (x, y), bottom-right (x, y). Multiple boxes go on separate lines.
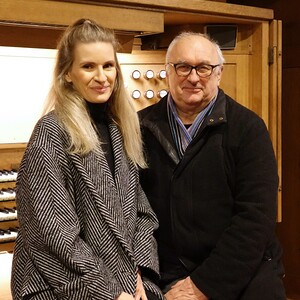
top-left (139, 88), bottom-right (227, 164)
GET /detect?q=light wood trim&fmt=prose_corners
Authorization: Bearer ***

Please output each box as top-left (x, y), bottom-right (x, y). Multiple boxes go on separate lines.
top-left (0, 0), bottom-right (164, 34)
top-left (209, 55), bottom-right (251, 109)
top-left (88, 0), bottom-right (274, 20)
top-left (0, 144), bottom-right (27, 150)
top-left (277, 20), bottom-right (282, 222)
top-left (0, 144), bottom-right (26, 170)
top-left (260, 22), bottom-right (270, 126)
top-left (269, 20), bottom-right (282, 222)
top-left (118, 51), bottom-right (166, 64)
top-left (0, 242), bottom-right (15, 252)
top-left (269, 20), bottom-right (278, 215)
top-left (250, 22), bottom-right (269, 124)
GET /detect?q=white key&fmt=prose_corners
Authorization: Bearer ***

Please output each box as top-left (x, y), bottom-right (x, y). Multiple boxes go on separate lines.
top-left (0, 189), bottom-right (16, 202)
top-left (0, 170), bottom-right (18, 182)
top-left (0, 231), bottom-right (18, 243)
top-left (0, 210), bottom-right (17, 221)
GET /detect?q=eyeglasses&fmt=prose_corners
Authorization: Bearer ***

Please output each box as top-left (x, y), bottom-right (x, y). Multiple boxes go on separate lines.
top-left (167, 62), bottom-right (220, 78)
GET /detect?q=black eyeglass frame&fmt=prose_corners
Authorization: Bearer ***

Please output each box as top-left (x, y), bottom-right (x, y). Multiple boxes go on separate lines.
top-left (167, 62), bottom-right (221, 78)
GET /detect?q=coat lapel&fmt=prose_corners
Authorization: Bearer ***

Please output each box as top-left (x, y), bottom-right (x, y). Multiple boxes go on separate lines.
top-left (141, 97), bottom-right (180, 165)
top-left (70, 123), bottom-right (135, 259)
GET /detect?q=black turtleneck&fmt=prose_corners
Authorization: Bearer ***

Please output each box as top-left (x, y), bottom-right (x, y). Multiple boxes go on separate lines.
top-left (86, 101), bottom-right (115, 175)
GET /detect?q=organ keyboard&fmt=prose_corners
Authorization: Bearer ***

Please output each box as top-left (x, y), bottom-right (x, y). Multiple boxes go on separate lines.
top-left (0, 169), bottom-right (17, 182)
top-left (0, 158), bottom-right (20, 252)
top-left (0, 188), bottom-right (16, 201)
top-left (0, 228), bottom-right (18, 243)
top-left (0, 207), bottom-right (17, 221)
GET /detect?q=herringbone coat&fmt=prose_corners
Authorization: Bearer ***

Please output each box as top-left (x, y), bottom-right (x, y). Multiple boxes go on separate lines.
top-left (11, 111), bottom-right (163, 300)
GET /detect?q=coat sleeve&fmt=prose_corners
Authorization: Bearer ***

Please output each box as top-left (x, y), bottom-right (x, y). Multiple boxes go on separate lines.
top-left (16, 142), bottom-right (123, 300)
top-left (190, 114), bottom-right (280, 299)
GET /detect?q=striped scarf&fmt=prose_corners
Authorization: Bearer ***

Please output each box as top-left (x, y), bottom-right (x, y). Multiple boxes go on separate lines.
top-left (167, 93), bottom-right (217, 158)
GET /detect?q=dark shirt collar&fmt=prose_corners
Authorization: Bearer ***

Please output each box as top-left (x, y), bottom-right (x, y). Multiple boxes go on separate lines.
top-left (86, 101), bottom-right (109, 123)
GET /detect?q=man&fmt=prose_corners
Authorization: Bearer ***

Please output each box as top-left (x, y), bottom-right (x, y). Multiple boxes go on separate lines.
top-left (139, 32), bottom-right (286, 299)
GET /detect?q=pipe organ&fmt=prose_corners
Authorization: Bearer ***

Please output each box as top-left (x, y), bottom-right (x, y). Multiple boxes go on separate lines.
top-left (0, 0), bottom-right (282, 253)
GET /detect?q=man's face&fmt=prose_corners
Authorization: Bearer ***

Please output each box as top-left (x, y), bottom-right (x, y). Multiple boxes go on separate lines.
top-left (166, 36), bottom-right (223, 115)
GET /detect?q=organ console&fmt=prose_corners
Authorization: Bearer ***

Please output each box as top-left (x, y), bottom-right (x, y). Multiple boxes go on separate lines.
top-left (158, 89), bottom-right (168, 99)
top-left (131, 69), bottom-right (141, 80)
top-left (0, 145), bottom-right (24, 252)
top-left (0, 206), bottom-right (17, 221)
top-left (0, 188), bottom-right (16, 201)
top-left (144, 69), bottom-right (155, 79)
top-left (0, 170), bottom-right (17, 182)
top-left (132, 90), bottom-right (141, 99)
top-left (144, 89), bottom-right (155, 99)
top-left (157, 70), bottom-right (167, 79)
top-left (0, 228), bottom-right (18, 243)
top-left (0, 188), bottom-right (18, 251)
top-left (0, 174), bottom-right (18, 252)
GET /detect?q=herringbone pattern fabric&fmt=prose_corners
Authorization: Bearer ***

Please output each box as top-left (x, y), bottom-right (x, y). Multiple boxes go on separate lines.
top-left (11, 111), bottom-right (163, 300)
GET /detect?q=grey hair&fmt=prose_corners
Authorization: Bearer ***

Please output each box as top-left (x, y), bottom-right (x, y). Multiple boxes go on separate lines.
top-left (166, 31), bottom-right (225, 65)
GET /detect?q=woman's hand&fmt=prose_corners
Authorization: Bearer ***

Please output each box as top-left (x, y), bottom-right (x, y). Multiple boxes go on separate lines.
top-left (135, 272), bottom-right (148, 300)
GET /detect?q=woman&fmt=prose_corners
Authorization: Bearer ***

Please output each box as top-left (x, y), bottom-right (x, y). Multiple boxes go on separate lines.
top-left (11, 19), bottom-right (164, 300)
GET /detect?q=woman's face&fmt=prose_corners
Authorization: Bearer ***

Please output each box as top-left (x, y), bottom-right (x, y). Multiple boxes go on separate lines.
top-left (66, 41), bottom-right (117, 104)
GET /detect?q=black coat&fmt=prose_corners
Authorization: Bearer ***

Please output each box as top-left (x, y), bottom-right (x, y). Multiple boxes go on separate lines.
top-left (139, 89), bottom-right (285, 300)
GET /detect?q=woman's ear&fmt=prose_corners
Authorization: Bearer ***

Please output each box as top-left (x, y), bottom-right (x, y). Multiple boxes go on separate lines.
top-left (65, 73), bottom-right (72, 83)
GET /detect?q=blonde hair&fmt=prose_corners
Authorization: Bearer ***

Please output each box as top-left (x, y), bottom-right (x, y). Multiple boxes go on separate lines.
top-left (43, 19), bottom-right (146, 168)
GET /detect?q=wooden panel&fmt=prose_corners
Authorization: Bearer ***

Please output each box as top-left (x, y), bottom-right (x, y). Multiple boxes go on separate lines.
top-left (0, 24), bottom-right (135, 52)
top-left (119, 51), bottom-right (167, 111)
top-left (0, 0), bottom-right (164, 34)
top-left (89, 0), bottom-right (274, 20)
top-left (282, 22), bottom-right (300, 68)
top-left (119, 51), bottom-right (251, 113)
top-left (141, 24), bottom-right (253, 53)
top-left (220, 55), bottom-right (250, 109)
top-left (0, 144), bottom-right (26, 170)
top-left (269, 20), bottom-right (282, 222)
top-left (0, 25), bottom-right (62, 49)
top-left (250, 22), bottom-right (270, 124)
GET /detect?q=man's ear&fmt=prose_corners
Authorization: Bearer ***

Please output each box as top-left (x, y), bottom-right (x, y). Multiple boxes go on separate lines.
top-left (217, 65), bottom-right (223, 86)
